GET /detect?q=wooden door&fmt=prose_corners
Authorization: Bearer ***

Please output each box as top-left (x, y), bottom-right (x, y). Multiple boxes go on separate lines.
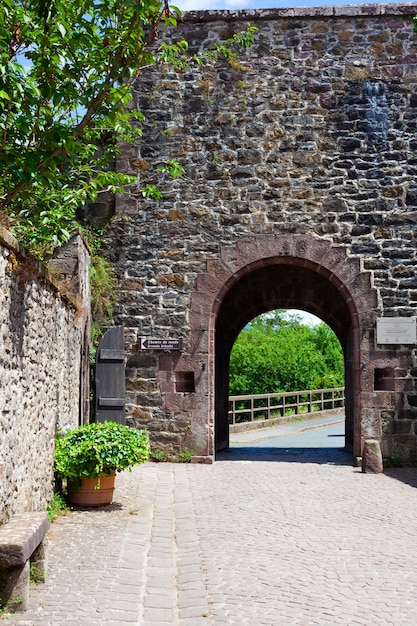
top-left (95, 326), bottom-right (125, 424)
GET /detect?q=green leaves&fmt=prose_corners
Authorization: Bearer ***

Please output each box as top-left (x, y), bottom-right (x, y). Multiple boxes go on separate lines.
top-left (156, 159), bottom-right (184, 179)
top-left (0, 0), bottom-right (258, 256)
top-left (0, 0), bottom-right (166, 219)
top-left (54, 421), bottom-right (150, 479)
top-left (142, 184), bottom-right (162, 200)
top-left (90, 254), bottom-right (119, 322)
top-left (229, 313), bottom-right (344, 396)
top-left (159, 39), bottom-right (189, 67)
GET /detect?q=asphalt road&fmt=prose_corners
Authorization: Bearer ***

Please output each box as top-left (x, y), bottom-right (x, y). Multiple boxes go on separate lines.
top-left (224, 414), bottom-right (349, 464)
top-left (231, 416), bottom-right (345, 448)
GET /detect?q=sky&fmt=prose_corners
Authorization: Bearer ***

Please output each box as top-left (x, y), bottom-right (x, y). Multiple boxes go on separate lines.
top-left (260, 309), bottom-right (322, 326)
top-left (177, 0), bottom-right (412, 12)
top-left (285, 309), bottom-right (322, 326)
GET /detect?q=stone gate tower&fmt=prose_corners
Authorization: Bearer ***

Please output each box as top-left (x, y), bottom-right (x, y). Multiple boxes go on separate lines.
top-left (100, 3), bottom-right (417, 463)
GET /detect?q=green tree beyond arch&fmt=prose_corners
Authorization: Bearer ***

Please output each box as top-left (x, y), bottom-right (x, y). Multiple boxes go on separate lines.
top-left (229, 311), bottom-right (344, 396)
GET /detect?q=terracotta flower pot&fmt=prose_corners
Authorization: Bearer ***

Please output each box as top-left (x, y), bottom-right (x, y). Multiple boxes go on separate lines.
top-left (67, 474), bottom-right (116, 506)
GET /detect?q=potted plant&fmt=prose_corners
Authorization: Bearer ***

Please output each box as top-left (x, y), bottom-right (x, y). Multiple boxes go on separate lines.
top-left (54, 421), bottom-right (150, 506)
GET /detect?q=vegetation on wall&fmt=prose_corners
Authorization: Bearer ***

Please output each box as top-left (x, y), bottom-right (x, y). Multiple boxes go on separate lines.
top-left (229, 311), bottom-right (344, 396)
top-left (83, 228), bottom-right (119, 358)
top-left (0, 0), bottom-right (257, 258)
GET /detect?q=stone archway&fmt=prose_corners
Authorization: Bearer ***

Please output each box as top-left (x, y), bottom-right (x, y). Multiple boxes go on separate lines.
top-left (215, 263), bottom-right (354, 453)
top-left (189, 234), bottom-right (379, 460)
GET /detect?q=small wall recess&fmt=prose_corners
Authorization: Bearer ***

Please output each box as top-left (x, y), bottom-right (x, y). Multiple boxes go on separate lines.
top-left (175, 371), bottom-right (195, 393)
top-left (374, 367), bottom-right (395, 391)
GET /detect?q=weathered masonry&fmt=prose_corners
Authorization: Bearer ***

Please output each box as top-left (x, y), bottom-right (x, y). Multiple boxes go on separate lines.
top-left (0, 229), bottom-right (90, 523)
top-left (101, 3), bottom-right (417, 463)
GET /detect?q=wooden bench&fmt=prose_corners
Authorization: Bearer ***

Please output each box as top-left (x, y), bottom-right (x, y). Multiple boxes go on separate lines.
top-left (0, 512), bottom-right (50, 612)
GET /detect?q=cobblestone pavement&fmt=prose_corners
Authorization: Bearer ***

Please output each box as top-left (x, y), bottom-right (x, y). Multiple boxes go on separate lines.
top-left (2, 444), bottom-right (417, 625)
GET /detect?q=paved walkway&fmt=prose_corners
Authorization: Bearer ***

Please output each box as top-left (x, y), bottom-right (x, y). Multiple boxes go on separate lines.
top-left (3, 425), bottom-right (417, 625)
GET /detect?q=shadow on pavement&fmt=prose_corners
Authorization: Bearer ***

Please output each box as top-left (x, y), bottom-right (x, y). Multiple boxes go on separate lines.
top-left (216, 446), bottom-right (353, 465)
top-left (384, 467), bottom-right (417, 489)
top-left (67, 501), bottom-right (125, 512)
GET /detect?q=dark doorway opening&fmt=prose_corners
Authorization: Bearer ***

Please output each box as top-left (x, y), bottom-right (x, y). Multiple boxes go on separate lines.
top-left (226, 308), bottom-right (346, 459)
top-left (214, 263), bottom-right (355, 459)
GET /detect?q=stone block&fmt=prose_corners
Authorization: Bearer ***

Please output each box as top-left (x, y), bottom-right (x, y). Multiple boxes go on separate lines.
top-left (0, 513), bottom-right (49, 612)
top-left (239, 235), bottom-right (277, 263)
top-left (270, 235), bottom-right (294, 258)
top-left (361, 407), bottom-right (381, 439)
top-left (362, 439), bottom-right (383, 473)
top-left (195, 274), bottom-right (223, 299)
top-left (206, 258), bottom-right (232, 285)
top-left (0, 560), bottom-right (30, 612)
top-left (164, 393), bottom-right (185, 412)
top-left (159, 380), bottom-right (175, 394)
top-left (0, 513), bottom-right (49, 568)
top-left (188, 310), bottom-right (211, 333)
top-left (159, 354), bottom-right (179, 372)
top-left (393, 420), bottom-right (413, 435)
top-left (190, 330), bottom-right (208, 355)
top-left (190, 292), bottom-right (213, 316)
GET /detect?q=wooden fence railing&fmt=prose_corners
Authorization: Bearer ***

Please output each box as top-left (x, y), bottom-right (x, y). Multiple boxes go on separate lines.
top-left (228, 387), bottom-right (345, 425)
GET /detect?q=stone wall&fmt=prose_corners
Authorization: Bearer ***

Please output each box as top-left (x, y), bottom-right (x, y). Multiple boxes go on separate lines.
top-left (0, 228), bottom-right (89, 523)
top-left (100, 4), bottom-right (417, 461)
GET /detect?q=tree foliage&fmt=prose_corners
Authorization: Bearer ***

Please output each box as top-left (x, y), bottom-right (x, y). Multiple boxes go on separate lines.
top-left (229, 311), bottom-right (344, 396)
top-left (0, 0), bottom-right (257, 256)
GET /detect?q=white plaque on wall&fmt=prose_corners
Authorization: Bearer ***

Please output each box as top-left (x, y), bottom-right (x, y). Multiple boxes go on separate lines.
top-left (376, 317), bottom-right (416, 345)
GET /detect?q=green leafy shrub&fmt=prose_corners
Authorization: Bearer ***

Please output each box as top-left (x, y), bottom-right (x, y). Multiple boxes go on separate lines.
top-left (178, 448), bottom-right (195, 463)
top-left (90, 254), bottom-right (119, 324)
top-left (54, 421), bottom-right (149, 480)
top-left (89, 253), bottom-right (119, 366)
top-left (30, 564), bottom-right (45, 585)
top-left (150, 448), bottom-right (167, 462)
top-left (47, 492), bottom-right (69, 521)
top-left (150, 447), bottom-right (195, 463)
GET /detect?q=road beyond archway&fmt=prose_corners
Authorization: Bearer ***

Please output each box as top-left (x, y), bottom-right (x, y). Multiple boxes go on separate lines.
top-left (224, 414), bottom-right (349, 464)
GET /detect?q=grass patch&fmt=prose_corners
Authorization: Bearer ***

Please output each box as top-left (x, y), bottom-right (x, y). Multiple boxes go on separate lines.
top-left (0, 598), bottom-right (24, 616)
top-left (47, 492), bottom-right (69, 521)
top-left (30, 564), bottom-right (45, 585)
top-left (150, 447), bottom-right (195, 463)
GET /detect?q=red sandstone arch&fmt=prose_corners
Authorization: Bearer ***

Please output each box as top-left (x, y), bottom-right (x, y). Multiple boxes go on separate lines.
top-left (187, 234), bottom-right (378, 460)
